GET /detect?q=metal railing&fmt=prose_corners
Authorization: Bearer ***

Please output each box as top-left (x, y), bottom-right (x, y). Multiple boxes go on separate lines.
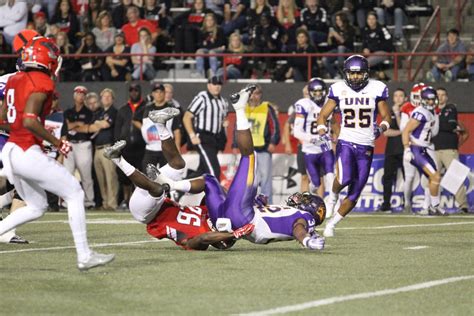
top-left (456, 0), bottom-right (469, 32)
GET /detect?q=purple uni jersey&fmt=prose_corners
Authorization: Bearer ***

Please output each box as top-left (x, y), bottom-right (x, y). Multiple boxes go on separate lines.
top-left (328, 79), bottom-right (388, 202)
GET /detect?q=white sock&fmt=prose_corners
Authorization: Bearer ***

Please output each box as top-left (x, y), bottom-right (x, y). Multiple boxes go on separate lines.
top-left (327, 212), bottom-right (344, 227)
top-left (236, 109), bottom-right (251, 130)
top-left (404, 176), bottom-right (414, 206)
top-left (324, 173), bottom-right (336, 201)
top-left (0, 190), bottom-right (14, 208)
top-left (112, 156), bottom-right (135, 176)
top-left (65, 194), bottom-right (91, 262)
top-left (156, 123), bottom-right (172, 141)
top-left (423, 188), bottom-right (431, 209)
top-left (430, 195), bottom-right (440, 207)
top-left (169, 180), bottom-right (192, 193)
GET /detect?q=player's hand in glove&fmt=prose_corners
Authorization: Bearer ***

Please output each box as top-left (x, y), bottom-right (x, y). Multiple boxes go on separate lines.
top-left (254, 194), bottom-right (269, 207)
top-left (232, 223), bottom-right (255, 239)
top-left (374, 125), bottom-right (385, 139)
top-left (230, 84), bottom-right (257, 111)
top-left (303, 234), bottom-right (325, 250)
top-left (57, 139), bottom-right (72, 158)
top-left (403, 147), bottom-right (414, 163)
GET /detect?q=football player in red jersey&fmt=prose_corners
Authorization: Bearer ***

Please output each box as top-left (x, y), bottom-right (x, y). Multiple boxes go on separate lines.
top-left (0, 37), bottom-right (115, 271)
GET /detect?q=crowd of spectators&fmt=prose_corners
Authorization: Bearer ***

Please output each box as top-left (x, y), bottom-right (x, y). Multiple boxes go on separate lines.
top-left (0, 0), bottom-right (463, 82)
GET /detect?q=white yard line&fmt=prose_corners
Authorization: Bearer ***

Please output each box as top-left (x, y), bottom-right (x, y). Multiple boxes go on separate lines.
top-left (36, 219), bottom-right (140, 224)
top-left (336, 221), bottom-right (474, 230)
top-left (0, 239), bottom-right (167, 254)
top-left (239, 275), bottom-right (474, 316)
top-left (404, 246), bottom-right (429, 250)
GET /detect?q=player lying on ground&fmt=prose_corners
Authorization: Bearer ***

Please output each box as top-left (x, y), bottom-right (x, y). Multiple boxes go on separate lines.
top-left (315, 55), bottom-right (392, 237)
top-left (132, 86), bottom-right (327, 250)
top-left (402, 86), bottom-right (446, 216)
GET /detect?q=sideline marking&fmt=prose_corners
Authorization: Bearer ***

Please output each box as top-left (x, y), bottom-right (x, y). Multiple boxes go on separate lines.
top-left (404, 246), bottom-right (429, 250)
top-left (239, 275), bottom-right (474, 316)
top-left (336, 221), bottom-right (474, 230)
top-left (0, 239), bottom-right (167, 254)
top-left (36, 219), bottom-right (140, 225)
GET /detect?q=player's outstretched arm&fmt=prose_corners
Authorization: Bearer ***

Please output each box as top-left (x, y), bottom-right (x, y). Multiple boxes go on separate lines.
top-left (316, 99), bottom-right (337, 135)
top-left (292, 218), bottom-right (324, 250)
top-left (184, 224), bottom-right (254, 250)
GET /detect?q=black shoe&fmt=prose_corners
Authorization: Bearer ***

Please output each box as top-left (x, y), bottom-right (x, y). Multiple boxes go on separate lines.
top-left (9, 235), bottom-right (29, 244)
top-left (460, 208), bottom-right (469, 214)
top-left (376, 205), bottom-right (391, 213)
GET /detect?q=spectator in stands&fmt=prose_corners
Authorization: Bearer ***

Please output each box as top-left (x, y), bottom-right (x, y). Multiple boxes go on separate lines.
top-left (232, 84), bottom-right (280, 202)
top-left (299, 0), bottom-right (328, 46)
top-left (283, 28), bottom-right (317, 81)
top-left (250, 11), bottom-right (280, 78)
top-left (246, 0), bottom-right (274, 32)
top-left (377, 88), bottom-right (405, 213)
top-left (76, 32), bottom-right (103, 81)
top-left (114, 83), bottom-right (146, 210)
top-left (276, 0), bottom-right (301, 49)
top-left (324, 0), bottom-right (354, 25)
top-left (33, 11), bottom-right (53, 37)
top-left (103, 32), bottom-right (132, 81)
top-left (92, 88), bottom-right (119, 211)
top-left (164, 83), bottom-right (181, 110)
top-left (131, 27), bottom-right (156, 80)
top-left (122, 5), bottom-right (157, 46)
top-left (173, 0), bottom-right (213, 54)
top-left (223, 0), bottom-right (249, 36)
top-left (143, 0), bottom-right (169, 31)
top-left (432, 87), bottom-right (469, 213)
top-left (205, 0), bottom-right (225, 21)
top-left (0, 32), bottom-right (14, 76)
top-left (361, 11), bottom-right (394, 68)
top-left (112, 0), bottom-right (136, 29)
top-left (427, 29), bottom-right (467, 82)
top-left (216, 32), bottom-right (248, 79)
top-left (92, 11), bottom-right (118, 52)
top-left (0, 0), bottom-right (28, 46)
top-left (61, 85), bottom-right (95, 209)
top-left (195, 13), bottom-right (226, 78)
top-left (83, 0), bottom-right (102, 32)
top-left (353, 0), bottom-right (378, 31)
top-left (133, 82), bottom-right (182, 171)
top-left (377, 0), bottom-right (407, 42)
top-left (51, 0), bottom-right (81, 46)
top-left (322, 10), bottom-right (355, 79)
top-left (56, 31), bottom-right (81, 81)
top-left (466, 45), bottom-right (474, 81)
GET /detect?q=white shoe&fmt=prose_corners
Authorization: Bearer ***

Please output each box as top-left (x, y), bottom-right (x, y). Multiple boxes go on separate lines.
top-left (230, 84), bottom-right (257, 111)
top-left (77, 251), bottom-right (115, 272)
top-left (148, 107), bottom-right (181, 124)
top-left (324, 196), bottom-right (337, 219)
top-left (417, 208), bottom-right (429, 216)
top-left (323, 225), bottom-right (335, 237)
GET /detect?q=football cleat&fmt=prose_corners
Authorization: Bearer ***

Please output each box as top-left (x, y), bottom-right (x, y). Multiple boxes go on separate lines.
top-left (429, 206), bottom-right (448, 216)
top-left (417, 209), bottom-right (429, 216)
top-left (146, 163), bottom-right (160, 181)
top-left (9, 235), bottom-right (29, 244)
top-left (148, 107), bottom-right (180, 124)
top-left (103, 140), bottom-right (126, 159)
top-left (323, 225), bottom-right (335, 237)
top-left (229, 85), bottom-right (256, 111)
top-left (77, 251), bottom-right (115, 272)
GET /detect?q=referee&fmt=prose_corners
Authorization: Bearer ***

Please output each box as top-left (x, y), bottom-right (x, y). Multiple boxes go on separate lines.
top-left (183, 76), bottom-right (229, 179)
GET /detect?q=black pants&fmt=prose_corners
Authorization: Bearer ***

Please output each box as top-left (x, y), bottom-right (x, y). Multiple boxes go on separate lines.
top-left (189, 132), bottom-right (221, 180)
top-left (381, 153), bottom-right (404, 209)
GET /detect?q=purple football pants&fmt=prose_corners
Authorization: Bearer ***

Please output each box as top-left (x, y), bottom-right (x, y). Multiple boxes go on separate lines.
top-left (304, 150), bottom-right (335, 187)
top-left (204, 153), bottom-right (257, 229)
top-left (410, 145), bottom-right (437, 176)
top-left (336, 140), bottom-right (374, 202)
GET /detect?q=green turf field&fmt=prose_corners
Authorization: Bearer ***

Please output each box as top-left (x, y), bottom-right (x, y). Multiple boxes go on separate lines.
top-left (1, 212), bottom-right (473, 315)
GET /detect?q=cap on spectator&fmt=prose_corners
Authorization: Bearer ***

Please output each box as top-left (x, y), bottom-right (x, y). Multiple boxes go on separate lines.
top-left (151, 82), bottom-right (165, 91)
top-left (208, 75), bottom-right (223, 85)
top-left (129, 83), bottom-right (141, 91)
top-left (34, 11), bottom-right (46, 19)
top-left (74, 85), bottom-right (88, 94)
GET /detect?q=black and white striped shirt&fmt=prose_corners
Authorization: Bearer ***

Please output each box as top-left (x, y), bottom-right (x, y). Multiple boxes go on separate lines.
top-left (187, 91), bottom-right (229, 134)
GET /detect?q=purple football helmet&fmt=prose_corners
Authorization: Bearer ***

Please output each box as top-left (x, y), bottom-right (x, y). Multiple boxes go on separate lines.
top-left (286, 192), bottom-right (326, 225)
top-left (343, 54), bottom-right (370, 91)
top-left (420, 86), bottom-right (438, 111)
top-left (308, 77), bottom-right (327, 106)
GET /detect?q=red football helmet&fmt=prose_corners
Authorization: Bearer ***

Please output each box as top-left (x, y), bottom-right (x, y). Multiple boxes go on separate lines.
top-left (21, 37), bottom-right (62, 76)
top-left (410, 82), bottom-right (427, 107)
top-left (12, 29), bottom-right (40, 53)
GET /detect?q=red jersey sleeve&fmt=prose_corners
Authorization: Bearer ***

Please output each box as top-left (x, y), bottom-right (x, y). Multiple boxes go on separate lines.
top-left (400, 102), bottom-right (415, 116)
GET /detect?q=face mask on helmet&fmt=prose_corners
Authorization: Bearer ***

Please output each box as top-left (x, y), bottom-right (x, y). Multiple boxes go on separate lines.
top-left (343, 55), bottom-right (369, 91)
top-left (410, 83), bottom-right (426, 107)
top-left (307, 78), bottom-right (327, 105)
top-left (286, 192), bottom-right (326, 224)
top-left (420, 87), bottom-right (438, 111)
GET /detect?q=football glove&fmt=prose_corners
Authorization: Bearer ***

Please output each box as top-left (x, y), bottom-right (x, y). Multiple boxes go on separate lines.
top-left (403, 147), bottom-right (414, 163)
top-left (232, 223), bottom-right (255, 239)
top-left (374, 125), bottom-right (384, 139)
top-left (254, 194), bottom-right (269, 207)
top-left (58, 139), bottom-right (72, 158)
top-left (303, 235), bottom-right (325, 250)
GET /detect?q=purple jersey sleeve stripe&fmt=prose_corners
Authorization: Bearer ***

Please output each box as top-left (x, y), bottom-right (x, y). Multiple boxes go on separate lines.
top-left (328, 86), bottom-right (340, 105)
